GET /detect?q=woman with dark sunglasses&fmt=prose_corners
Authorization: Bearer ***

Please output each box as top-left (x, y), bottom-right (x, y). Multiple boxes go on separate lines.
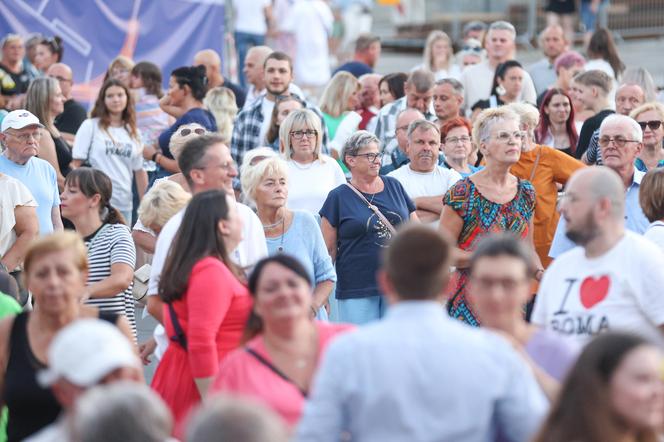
top-left (630, 102), bottom-right (664, 172)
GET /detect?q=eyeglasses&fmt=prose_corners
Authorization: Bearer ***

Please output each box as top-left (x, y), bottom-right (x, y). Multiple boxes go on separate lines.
top-left (290, 129), bottom-right (317, 140)
top-left (49, 75), bottom-right (72, 84)
top-left (6, 131), bottom-right (42, 142)
top-left (490, 131), bottom-right (525, 143)
top-left (353, 152), bottom-right (383, 162)
top-left (469, 276), bottom-right (529, 292)
top-left (445, 135), bottom-right (471, 144)
top-left (637, 120), bottom-right (663, 131)
top-left (598, 136), bottom-right (640, 148)
top-left (179, 128), bottom-right (206, 136)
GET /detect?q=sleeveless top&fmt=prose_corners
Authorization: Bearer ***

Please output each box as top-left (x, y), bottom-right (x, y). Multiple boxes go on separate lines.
top-left (52, 133), bottom-right (72, 177)
top-left (3, 311), bottom-right (119, 442)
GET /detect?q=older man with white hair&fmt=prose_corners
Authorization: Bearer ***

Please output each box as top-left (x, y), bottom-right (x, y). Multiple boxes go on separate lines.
top-left (549, 114), bottom-right (649, 258)
top-left (460, 21), bottom-right (538, 111)
top-left (0, 110), bottom-right (62, 234)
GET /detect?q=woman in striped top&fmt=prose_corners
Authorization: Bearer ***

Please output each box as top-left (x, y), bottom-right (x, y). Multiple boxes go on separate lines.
top-left (60, 167), bottom-right (137, 336)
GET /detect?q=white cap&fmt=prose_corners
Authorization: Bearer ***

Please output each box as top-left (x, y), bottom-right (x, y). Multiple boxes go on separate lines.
top-left (38, 319), bottom-right (140, 388)
top-left (1, 109), bottom-right (44, 132)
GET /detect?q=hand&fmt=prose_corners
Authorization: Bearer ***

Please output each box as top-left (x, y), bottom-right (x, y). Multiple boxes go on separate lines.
top-left (139, 337), bottom-right (157, 365)
top-left (143, 143), bottom-right (158, 161)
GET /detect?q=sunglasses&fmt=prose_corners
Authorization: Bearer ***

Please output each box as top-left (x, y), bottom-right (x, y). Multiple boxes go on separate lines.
top-left (637, 120), bottom-right (663, 131)
top-left (179, 127), bottom-right (206, 136)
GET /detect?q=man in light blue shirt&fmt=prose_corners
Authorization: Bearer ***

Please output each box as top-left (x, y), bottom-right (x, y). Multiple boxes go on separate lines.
top-left (549, 114), bottom-right (649, 258)
top-left (0, 110), bottom-right (62, 235)
top-left (297, 225), bottom-right (548, 442)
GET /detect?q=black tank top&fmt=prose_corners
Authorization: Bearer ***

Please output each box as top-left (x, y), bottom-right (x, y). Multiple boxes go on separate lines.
top-left (3, 311), bottom-right (119, 442)
top-left (52, 133), bottom-right (72, 177)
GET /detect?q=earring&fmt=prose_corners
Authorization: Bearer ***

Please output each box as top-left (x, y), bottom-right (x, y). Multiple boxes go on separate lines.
top-left (495, 85), bottom-right (506, 96)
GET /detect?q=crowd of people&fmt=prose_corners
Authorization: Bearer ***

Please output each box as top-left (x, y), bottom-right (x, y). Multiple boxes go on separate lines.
top-left (2, 5), bottom-right (664, 442)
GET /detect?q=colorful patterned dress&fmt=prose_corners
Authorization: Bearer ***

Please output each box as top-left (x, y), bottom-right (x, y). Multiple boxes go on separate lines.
top-left (443, 177), bottom-right (536, 326)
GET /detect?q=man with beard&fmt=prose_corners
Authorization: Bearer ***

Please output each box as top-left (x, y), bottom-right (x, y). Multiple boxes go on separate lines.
top-left (549, 114), bottom-right (649, 259)
top-left (387, 120), bottom-right (460, 226)
top-left (532, 164), bottom-right (664, 346)
top-left (231, 51), bottom-right (328, 170)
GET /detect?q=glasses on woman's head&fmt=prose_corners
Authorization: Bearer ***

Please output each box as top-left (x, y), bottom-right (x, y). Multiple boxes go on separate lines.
top-left (290, 129), bottom-right (317, 140)
top-left (179, 128), bottom-right (206, 136)
top-left (353, 152), bottom-right (383, 163)
top-left (598, 135), bottom-right (640, 148)
top-left (638, 120), bottom-right (663, 131)
top-left (445, 135), bottom-right (471, 144)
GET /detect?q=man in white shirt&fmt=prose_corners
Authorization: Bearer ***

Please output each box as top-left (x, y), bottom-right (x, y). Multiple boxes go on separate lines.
top-left (533, 165), bottom-right (664, 347)
top-left (460, 21), bottom-right (537, 110)
top-left (145, 134), bottom-right (266, 357)
top-left (388, 120), bottom-right (461, 226)
top-left (527, 25), bottom-right (568, 96)
top-left (297, 225), bottom-right (548, 442)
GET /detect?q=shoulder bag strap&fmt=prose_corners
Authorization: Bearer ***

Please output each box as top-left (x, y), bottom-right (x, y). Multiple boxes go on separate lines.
top-left (528, 146), bottom-right (543, 183)
top-left (244, 347), bottom-right (308, 397)
top-left (345, 183), bottom-right (397, 235)
top-left (167, 303), bottom-right (188, 350)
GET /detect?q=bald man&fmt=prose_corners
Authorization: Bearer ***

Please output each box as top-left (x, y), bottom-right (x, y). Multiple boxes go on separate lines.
top-left (532, 166), bottom-right (664, 346)
top-left (193, 49), bottom-right (246, 108)
top-left (47, 63), bottom-right (87, 143)
top-left (528, 25), bottom-right (568, 95)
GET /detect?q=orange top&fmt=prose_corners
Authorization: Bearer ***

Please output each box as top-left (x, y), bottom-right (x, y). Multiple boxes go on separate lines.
top-left (510, 145), bottom-right (585, 268)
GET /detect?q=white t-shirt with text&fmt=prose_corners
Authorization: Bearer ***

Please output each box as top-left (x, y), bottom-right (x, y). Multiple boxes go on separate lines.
top-left (532, 231), bottom-right (664, 347)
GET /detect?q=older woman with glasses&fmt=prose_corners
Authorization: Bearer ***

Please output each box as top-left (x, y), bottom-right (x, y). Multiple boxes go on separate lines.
top-left (440, 117), bottom-right (483, 178)
top-left (320, 131), bottom-right (417, 324)
top-left (241, 157), bottom-right (336, 319)
top-left (440, 107), bottom-right (540, 326)
top-left (630, 102), bottom-right (664, 172)
top-left (279, 109), bottom-right (346, 214)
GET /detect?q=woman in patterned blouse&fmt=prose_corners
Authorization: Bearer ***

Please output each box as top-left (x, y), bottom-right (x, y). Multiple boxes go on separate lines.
top-left (439, 107), bottom-right (542, 326)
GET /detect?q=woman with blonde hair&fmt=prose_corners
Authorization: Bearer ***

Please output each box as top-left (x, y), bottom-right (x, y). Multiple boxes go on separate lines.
top-left (413, 30), bottom-right (462, 81)
top-left (137, 180), bottom-right (192, 235)
top-left (630, 102), bottom-right (664, 172)
top-left (25, 76), bottom-right (69, 189)
top-left (104, 55), bottom-right (135, 88)
top-left (203, 86), bottom-right (238, 142)
top-left (278, 109), bottom-right (346, 213)
top-left (318, 71), bottom-right (362, 155)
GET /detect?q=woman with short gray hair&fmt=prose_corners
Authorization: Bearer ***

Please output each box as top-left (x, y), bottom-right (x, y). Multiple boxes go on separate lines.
top-left (440, 107), bottom-right (540, 326)
top-left (320, 130), bottom-right (418, 324)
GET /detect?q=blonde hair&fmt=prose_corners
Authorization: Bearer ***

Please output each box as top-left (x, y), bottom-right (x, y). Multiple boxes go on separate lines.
top-left (318, 71), bottom-right (360, 117)
top-left (472, 107), bottom-right (520, 147)
top-left (24, 231), bottom-right (88, 275)
top-left (25, 77), bottom-right (60, 133)
top-left (279, 109), bottom-right (325, 162)
top-left (240, 156), bottom-right (289, 204)
top-left (505, 102), bottom-right (540, 132)
top-left (108, 55), bottom-right (134, 74)
top-left (203, 86), bottom-right (238, 142)
top-left (169, 123), bottom-right (208, 160)
top-left (423, 30), bottom-right (454, 72)
top-left (629, 101), bottom-right (664, 122)
top-left (138, 180), bottom-right (191, 229)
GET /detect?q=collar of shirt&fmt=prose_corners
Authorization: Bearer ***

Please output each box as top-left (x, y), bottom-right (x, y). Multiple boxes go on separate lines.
top-left (385, 300), bottom-right (448, 321)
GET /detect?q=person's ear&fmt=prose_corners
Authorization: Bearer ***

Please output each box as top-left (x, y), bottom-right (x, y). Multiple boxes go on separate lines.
top-left (189, 168), bottom-right (205, 187)
top-left (217, 219), bottom-right (230, 236)
top-left (89, 193), bottom-right (102, 209)
top-left (634, 141), bottom-right (642, 156)
top-left (377, 270), bottom-right (399, 305)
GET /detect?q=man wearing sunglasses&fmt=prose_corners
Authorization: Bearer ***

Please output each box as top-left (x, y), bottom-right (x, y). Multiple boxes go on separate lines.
top-left (549, 114), bottom-right (649, 259)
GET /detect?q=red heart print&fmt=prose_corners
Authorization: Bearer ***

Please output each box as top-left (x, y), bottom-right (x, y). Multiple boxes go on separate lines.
top-left (579, 275), bottom-right (610, 309)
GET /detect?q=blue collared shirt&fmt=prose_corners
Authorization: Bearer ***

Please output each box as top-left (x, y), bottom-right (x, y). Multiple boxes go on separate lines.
top-left (296, 301), bottom-right (548, 442)
top-left (549, 169), bottom-right (649, 258)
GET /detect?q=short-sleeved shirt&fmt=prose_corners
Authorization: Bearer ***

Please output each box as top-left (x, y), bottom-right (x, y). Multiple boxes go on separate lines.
top-left (157, 108), bottom-right (217, 159)
top-left (83, 223), bottom-right (137, 336)
top-left (319, 176), bottom-right (415, 299)
top-left (0, 63), bottom-right (36, 96)
top-left (332, 61), bottom-right (373, 78)
top-left (0, 155), bottom-right (59, 235)
top-left (54, 99), bottom-right (87, 135)
top-left (72, 118), bottom-right (144, 211)
top-left (0, 174), bottom-right (37, 262)
top-left (575, 109), bottom-right (614, 159)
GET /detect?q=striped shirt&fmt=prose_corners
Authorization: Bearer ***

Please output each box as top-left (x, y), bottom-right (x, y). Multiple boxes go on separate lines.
top-left (83, 223), bottom-right (137, 336)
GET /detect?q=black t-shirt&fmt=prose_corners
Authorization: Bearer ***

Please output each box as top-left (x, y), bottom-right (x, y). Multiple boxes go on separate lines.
top-left (575, 109), bottom-right (614, 159)
top-left (472, 95), bottom-right (505, 111)
top-left (332, 61), bottom-right (373, 78)
top-left (223, 80), bottom-right (246, 108)
top-left (54, 99), bottom-right (88, 135)
top-left (0, 63), bottom-right (32, 96)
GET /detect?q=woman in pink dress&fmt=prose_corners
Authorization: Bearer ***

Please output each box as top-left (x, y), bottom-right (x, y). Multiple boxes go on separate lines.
top-left (151, 190), bottom-right (252, 435)
top-left (211, 254), bottom-right (353, 427)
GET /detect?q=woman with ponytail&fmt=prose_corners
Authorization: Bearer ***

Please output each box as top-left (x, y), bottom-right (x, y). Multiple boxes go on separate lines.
top-left (60, 167), bottom-right (138, 337)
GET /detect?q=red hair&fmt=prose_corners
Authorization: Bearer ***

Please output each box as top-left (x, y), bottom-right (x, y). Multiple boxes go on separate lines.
top-left (440, 117), bottom-right (472, 141)
top-left (536, 88), bottom-right (578, 154)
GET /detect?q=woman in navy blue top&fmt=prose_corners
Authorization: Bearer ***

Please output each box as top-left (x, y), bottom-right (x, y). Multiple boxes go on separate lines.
top-left (320, 130), bottom-right (417, 325)
top-left (143, 65), bottom-right (217, 179)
